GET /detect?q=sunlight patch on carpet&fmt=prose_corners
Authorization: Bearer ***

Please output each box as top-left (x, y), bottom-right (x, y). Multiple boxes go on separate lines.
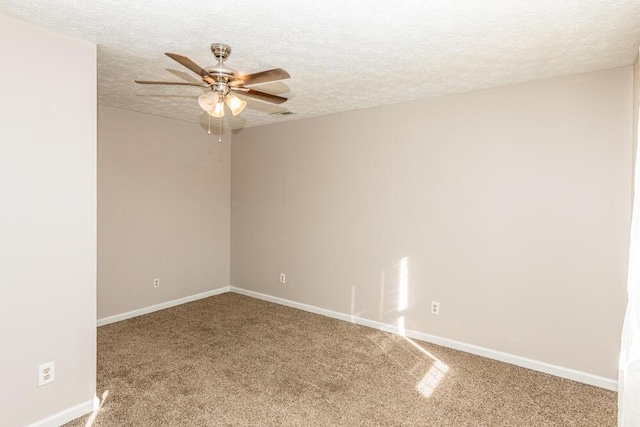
top-left (85, 390), bottom-right (109, 427)
top-left (403, 337), bottom-right (450, 399)
top-left (416, 362), bottom-right (449, 398)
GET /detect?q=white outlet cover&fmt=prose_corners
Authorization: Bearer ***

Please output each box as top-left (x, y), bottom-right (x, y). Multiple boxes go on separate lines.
top-left (38, 361), bottom-right (55, 386)
top-left (431, 301), bottom-right (440, 315)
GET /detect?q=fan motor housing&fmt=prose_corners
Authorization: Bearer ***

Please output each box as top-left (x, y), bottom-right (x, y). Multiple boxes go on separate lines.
top-left (205, 64), bottom-right (236, 78)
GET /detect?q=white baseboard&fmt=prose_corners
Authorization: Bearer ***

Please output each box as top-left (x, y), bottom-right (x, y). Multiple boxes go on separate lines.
top-left (97, 286), bottom-right (231, 327)
top-left (230, 286), bottom-right (617, 391)
top-left (28, 396), bottom-right (98, 427)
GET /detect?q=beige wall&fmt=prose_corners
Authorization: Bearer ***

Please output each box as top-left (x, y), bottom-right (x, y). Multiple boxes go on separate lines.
top-left (634, 50), bottom-right (639, 167)
top-left (98, 106), bottom-right (230, 319)
top-left (231, 67), bottom-right (632, 379)
top-left (0, 14), bottom-right (97, 426)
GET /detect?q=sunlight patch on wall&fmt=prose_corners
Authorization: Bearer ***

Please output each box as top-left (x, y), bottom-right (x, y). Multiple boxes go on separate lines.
top-left (398, 257), bottom-right (409, 312)
top-left (397, 315), bottom-right (406, 336)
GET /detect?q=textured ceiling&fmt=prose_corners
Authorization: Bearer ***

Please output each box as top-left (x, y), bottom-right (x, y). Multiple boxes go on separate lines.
top-left (1, 0), bottom-right (640, 130)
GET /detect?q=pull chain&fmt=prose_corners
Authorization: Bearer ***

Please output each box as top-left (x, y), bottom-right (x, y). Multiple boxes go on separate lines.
top-left (218, 44), bottom-right (223, 143)
top-left (208, 114), bottom-right (211, 135)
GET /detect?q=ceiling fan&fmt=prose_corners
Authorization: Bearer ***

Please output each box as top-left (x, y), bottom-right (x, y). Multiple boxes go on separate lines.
top-left (135, 43), bottom-right (290, 117)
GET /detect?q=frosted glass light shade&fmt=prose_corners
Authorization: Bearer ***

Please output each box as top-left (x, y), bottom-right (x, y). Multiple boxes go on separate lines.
top-left (225, 94), bottom-right (247, 116)
top-left (198, 92), bottom-right (218, 112)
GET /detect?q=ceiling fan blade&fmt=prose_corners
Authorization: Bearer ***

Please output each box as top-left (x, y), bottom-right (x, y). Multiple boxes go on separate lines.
top-left (233, 68), bottom-right (290, 86)
top-left (164, 53), bottom-right (211, 78)
top-left (236, 88), bottom-right (288, 104)
top-left (135, 80), bottom-right (208, 87)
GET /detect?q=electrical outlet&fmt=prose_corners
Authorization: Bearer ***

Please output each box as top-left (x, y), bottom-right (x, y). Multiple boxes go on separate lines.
top-left (38, 361), bottom-right (55, 386)
top-left (431, 301), bottom-right (440, 315)
top-left (153, 278), bottom-right (160, 288)
top-left (279, 273), bottom-right (286, 284)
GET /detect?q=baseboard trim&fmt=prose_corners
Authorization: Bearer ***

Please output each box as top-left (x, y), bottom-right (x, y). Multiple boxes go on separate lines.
top-left (230, 286), bottom-right (617, 391)
top-left (28, 396), bottom-right (98, 427)
top-left (97, 286), bottom-right (231, 327)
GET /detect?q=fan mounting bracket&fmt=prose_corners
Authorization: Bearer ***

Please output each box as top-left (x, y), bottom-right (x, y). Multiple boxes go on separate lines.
top-left (211, 43), bottom-right (232, 62)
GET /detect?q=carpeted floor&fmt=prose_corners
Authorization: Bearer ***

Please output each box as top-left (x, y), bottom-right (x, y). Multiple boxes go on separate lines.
top-left (65, 293), bottom-right (616, 426)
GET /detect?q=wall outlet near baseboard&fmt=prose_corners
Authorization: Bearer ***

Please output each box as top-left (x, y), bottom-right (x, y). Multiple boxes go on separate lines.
top-left (431, 301), bottom-right (440, 315)
top-left (280, 273), bottom-right (286, 284)
top-left (38, 361), bottom-right (55, 386)
top-left (153, 278), bottom-right (160, 288)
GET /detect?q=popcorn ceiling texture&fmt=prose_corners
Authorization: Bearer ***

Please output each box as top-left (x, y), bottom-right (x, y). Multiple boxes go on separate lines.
top-left (1, 0), bottom-right (639, 130)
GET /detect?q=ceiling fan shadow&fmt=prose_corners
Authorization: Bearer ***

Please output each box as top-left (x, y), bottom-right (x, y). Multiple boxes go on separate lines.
top-left (247, 81), bottom-right (290, 95)
top-left (197, 111), bottom-right (248, 134)
top-left (242, 99), bottom-right (287, 115)
top-left (165, 69), bottom-right (204, 85)
top-left (135, 94), bottom-right (200, 99)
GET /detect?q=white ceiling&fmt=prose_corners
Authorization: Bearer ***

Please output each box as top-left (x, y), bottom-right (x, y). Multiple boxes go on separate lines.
top-left (1, 0), bottom-right (639, 130)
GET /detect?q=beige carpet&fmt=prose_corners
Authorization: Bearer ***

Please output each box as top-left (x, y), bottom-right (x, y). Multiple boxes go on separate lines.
top-left (66, 293), bottom-right (616, 426)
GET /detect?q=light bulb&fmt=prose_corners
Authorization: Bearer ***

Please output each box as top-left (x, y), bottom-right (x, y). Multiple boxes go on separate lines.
top-left (225, 94), bottom-right (247, 116)
top-left (210, 101), bottom-right (225, 118)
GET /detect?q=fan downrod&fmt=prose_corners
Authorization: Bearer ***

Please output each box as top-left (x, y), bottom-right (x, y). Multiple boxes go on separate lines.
top-left (211, 43), bottom-right (231, 62)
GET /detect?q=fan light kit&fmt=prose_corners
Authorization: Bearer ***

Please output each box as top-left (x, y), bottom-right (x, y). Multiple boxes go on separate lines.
top-left (135, 43), bottom-right (290, 139)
